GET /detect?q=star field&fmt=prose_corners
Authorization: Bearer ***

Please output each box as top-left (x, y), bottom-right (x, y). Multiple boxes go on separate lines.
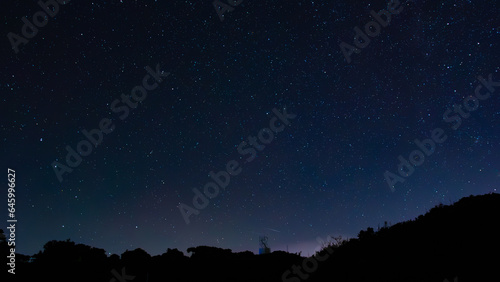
top-left (1, 0), bottom-right (499, 257)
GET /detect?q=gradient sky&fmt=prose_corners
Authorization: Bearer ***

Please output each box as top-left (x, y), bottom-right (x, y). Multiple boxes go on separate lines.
top-left (1, 0), bottom-right (499, 257)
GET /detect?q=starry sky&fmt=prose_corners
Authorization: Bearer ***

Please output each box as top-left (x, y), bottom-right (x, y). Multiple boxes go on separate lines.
top-left (1, 0), bottom-right (499, 257)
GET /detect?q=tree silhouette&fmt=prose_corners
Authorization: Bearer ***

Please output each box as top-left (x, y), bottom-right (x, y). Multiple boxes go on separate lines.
top-left (9, 193), bottom-right (500, 282)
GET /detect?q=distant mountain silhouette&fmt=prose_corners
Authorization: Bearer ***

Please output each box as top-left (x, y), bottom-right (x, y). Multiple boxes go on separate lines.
top-left (3, 193), bottom-right (498, 282)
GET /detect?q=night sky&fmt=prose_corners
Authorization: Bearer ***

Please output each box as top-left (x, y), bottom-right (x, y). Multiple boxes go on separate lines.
top-left (1, 0), bottom-right (499, 257)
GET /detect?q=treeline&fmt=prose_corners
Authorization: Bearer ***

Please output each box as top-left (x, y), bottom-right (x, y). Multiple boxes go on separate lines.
top-left (1, 193), bottom-right (499, 282)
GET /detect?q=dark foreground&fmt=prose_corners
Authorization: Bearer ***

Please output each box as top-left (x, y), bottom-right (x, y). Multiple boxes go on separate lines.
top-left (2, 193), bottom-right (499, 282)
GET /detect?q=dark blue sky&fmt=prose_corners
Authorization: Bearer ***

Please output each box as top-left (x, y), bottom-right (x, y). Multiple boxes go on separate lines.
top-left (1, 0), bottom-right (499, 257)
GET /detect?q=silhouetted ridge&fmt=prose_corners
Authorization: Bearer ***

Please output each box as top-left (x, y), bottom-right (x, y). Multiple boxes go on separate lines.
top-left (311, 193), bottom-right (500, 282)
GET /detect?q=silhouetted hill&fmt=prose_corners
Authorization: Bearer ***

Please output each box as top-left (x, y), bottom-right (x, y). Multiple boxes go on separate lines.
top-left (309, 193), bottom-right (500, 282)
top-left (3, 193), bottom-right (499, 282)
